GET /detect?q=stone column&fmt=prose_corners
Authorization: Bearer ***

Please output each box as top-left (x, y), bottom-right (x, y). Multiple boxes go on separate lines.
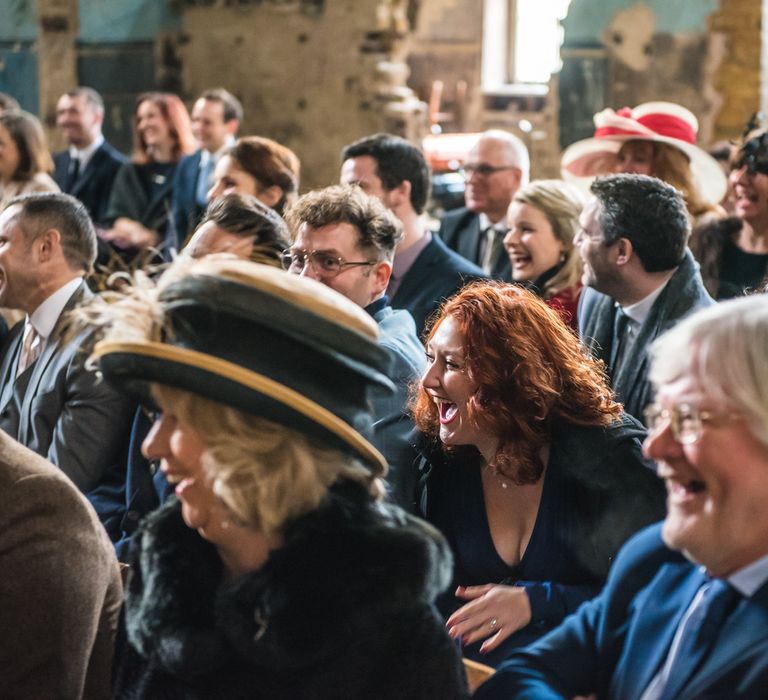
top-left (35, 0), bottom-right (79, 146)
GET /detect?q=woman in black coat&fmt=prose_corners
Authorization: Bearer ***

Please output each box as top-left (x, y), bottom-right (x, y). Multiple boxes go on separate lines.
top-left (81, 257), bottom-right (466, 699)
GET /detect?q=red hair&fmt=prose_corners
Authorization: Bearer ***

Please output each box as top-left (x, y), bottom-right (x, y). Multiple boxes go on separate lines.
top-left (412, 282), bottom-right (621, 484)
top-left (132, 92), bottom-right (196, 164)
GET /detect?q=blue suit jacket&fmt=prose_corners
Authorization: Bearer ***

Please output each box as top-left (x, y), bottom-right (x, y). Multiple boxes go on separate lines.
top-left (169, 150), bottom-right (204, 251)
top-left (438, 206), bottom-right (511, 281)
top-left (392, 235), bottom-right (486, 338)
top-left (53, 141), bottom-right (126, 225)
top-left (475, 523), bottom-right (768, 699)
top-left (370, 304), bottom-right (425, 511)
top-left (578, 250), bottom-right (714, 420)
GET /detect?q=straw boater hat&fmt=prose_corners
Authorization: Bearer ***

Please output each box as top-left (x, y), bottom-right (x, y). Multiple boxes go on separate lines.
top-left (561, 101), bottom-right (727, 206)
top-left (91, 258), bottom-right (394, 475)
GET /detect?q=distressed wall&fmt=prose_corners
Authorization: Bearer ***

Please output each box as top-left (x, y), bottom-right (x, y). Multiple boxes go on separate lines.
top-left (560, 0), bottom-right (761, 149)
top-left (178, 0), bottom-right (426, 190)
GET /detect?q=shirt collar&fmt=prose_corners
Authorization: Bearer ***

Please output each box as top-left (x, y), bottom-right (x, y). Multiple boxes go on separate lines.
top-left (68, 134), bottom-right (104, 170)
top-left (28, 277), bottom-right (83, 340)
top-left (390, 231), bottom-right (432, 287)
top-left (478, 212), bottom-right (508, 232)
top-left (619, 277), bottom-right (670, 326)
top-left (724, 552), bottom-right (768, 597)
top-left (200, 135), bottom-right (236, 167)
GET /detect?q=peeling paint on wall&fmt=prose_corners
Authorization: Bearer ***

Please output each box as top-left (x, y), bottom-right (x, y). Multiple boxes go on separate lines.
top-left (601, 3), bottom-right (655, 71)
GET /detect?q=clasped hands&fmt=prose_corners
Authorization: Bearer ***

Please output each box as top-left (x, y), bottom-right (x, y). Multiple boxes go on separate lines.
top-left (446, 583), bottom-right (531, 654)
top-left (100, 217), bottom-right (159, 250)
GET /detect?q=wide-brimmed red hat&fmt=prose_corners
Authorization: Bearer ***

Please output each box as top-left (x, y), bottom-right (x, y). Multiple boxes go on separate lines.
top-left (561, 101), bottom-right (727, 205)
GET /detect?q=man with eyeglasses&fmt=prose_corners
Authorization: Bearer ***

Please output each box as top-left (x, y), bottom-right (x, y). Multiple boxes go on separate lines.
top-left (439, 130), bottom-right (530, 279)
top-left (283, 185), bottom-right (426, 510)
top-left (340, 133), bottom-right (485, 336)
top-left (576, 174), bottom-right (713, 421)
top-left (476, 295), bottom-right (768, 700)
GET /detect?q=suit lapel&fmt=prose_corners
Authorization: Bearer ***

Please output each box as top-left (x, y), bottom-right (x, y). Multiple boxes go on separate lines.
top-left (392, 238), bottom-right (438, 306)
top-left (18, 282), bottom-right (91, 444)
top-left (70, 145), bottom-right (105, 198)
top-left (0, 323), bottom-right (24, 413)
top-left (612, 563), bottom-right (705, 700)
top-left (457, 213), bottom-right (481, 264)
top-left (683, 583), bottom-right (768, 698)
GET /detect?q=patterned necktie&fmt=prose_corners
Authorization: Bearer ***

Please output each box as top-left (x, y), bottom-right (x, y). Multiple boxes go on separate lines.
top-left (196, 157), bottom-right (214, 206)
top-left (17, 324), bottom-right (41, 376)
top-left (656, 578), bottom-right (740, 700)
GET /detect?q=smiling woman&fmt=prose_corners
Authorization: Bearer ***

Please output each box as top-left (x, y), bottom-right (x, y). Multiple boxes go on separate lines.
top-left (413, 282), bottom-right (665, 667)
top-left (101, 92), bottom-right (196, 266)
top-left (75, 256), bottom-right (466, 699)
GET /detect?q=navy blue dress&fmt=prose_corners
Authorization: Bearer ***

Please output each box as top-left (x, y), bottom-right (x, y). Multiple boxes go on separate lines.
top-left (418, 415), bottom-right (666, 667)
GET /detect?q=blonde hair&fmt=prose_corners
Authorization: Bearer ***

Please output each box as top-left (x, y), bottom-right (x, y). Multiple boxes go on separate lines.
top-left (512, 179), bottom-right (585, 299)
top-left (154, 384), bottom-right (383, 537)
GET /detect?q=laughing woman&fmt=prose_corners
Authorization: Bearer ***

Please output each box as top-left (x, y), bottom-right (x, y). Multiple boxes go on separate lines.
top-left (503, 180), bottom-right (585, 329)
top-left (101, 92), bottom-right (195, 263)
top-left (413, 283), bottom-right (665, 667)
top-left (80, 257), bottom-right (466, 699)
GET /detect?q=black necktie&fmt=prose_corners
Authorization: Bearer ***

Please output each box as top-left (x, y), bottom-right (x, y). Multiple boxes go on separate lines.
top-left (657, 579), bottom-right (740, 700)
top-left (66, 157), bottom-right (81, 192)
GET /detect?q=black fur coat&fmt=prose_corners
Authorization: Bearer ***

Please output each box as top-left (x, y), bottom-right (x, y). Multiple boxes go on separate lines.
top-left (113, 479), bottom-right (468, 699)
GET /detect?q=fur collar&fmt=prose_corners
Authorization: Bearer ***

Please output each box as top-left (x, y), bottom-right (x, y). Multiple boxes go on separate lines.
top-left (124, 479), bottom-right (453, 677)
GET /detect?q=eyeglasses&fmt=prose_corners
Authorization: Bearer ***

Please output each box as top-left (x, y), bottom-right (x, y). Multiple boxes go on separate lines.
top-left (643, 403), bottom-right (741, 445)
top-left (281, 248), bottom-right (377, 277)
top-left (459, 163), bottom-right (518, 180)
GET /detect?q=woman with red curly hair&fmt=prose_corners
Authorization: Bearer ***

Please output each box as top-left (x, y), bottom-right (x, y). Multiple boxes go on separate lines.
top-left (413, 282), bottom-right (664, 667)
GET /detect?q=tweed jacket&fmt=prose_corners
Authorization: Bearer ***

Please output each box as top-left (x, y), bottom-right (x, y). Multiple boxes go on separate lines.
top-left (0, 430), bottom-right (122, 699)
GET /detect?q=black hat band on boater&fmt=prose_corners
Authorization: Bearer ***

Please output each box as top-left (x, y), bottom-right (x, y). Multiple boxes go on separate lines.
top-left (92, 261), bottom-right (395, 474)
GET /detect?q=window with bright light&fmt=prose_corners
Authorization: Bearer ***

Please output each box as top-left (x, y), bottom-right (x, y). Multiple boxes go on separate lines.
top-left (482, 0), bottom-right (573, 88)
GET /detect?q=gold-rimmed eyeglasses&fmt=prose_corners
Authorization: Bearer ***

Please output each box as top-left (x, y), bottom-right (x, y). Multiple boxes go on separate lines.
top-left (643, 403), bottom-right (742, 445)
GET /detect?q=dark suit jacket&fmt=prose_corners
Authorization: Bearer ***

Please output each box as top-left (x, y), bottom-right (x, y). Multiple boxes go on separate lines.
top-left (371, 304), bottom-right (425, 511)
top-left (169, 149), bottom-right (204, 251)
top-left (104, 161), bottom-right (178, 257)
top-left (475, 524), bottom-right (768, 700)
top-left (53, 141), bottom-right (126, 225)
top-left (0, 430), bottom-right (122, 700)
top-left (578, 250), bottom-right (714, 420)
top-left (392, 235), bottom-right (486, 337)
top-left (0, 281), bottom-right (136, 537)
top-left (438, 206), bottom-right (511, 280)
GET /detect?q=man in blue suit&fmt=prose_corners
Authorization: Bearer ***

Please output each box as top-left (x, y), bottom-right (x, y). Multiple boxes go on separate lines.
top-left (285, 185), bottom-right (426, 510)
top-left (169, 88), bottom-right (241, 250)
top-left (53, 87), bottom-right (126, 225)
top-left (576, 174), bottom-right (713, 421)
top-left (475, 295), bottom-right (768, 700)
top-left (341, 133), bottom-right (485, 337)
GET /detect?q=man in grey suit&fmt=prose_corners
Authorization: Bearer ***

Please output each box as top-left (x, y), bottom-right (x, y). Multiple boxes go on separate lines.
top-left (285, 185), bottom-right (425, 509)
top-left (0, 193), bottom-right (136, 538)
top-left (0, 429), bottom-right (122, 698)
top-left (575, 174), bottom-right (714, 420)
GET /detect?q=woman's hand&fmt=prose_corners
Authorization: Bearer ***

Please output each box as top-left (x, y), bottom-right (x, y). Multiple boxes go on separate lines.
top-left (446, 584), bottom-right (532, 654)
top-left (100, 217), bottom-right (159, 250)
